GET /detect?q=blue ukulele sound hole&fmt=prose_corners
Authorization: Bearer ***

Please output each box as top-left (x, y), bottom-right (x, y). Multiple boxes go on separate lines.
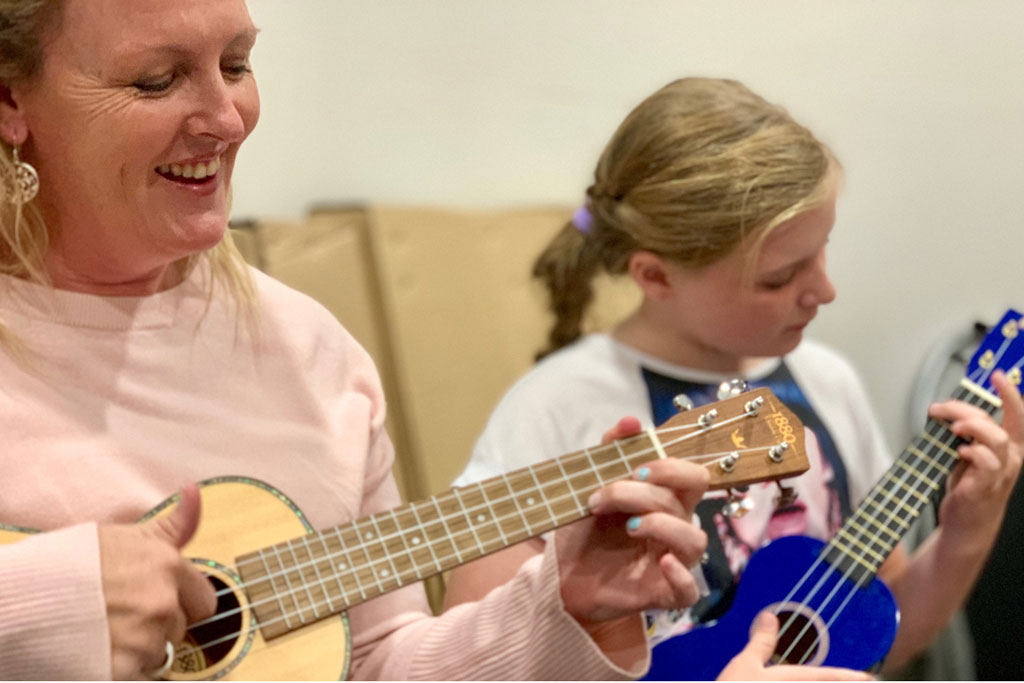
top-left (175, 574), bottom-right (244, 673)
top-left (769, 602), bottom-right (829, 667)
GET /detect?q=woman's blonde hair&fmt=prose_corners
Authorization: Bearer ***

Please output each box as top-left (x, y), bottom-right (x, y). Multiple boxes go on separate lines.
top-left (0, 0), bottom-right (255, 348)
top-left (533, 77), bottom-right (834, 359)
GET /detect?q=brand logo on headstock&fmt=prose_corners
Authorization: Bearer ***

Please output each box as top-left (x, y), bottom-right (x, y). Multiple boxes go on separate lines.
top-left (766, 401), bottom-right (797, 445)
top-left (731, 430), bottom-right (746, 448)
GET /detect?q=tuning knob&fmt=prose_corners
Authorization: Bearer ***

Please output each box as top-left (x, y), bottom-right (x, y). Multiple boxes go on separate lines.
top-left (723, 489), bottom-right (754, 518)
top-left (673, 394), bottom-right (694, 412)
top-left (717, 379), bottom-right (749, 400)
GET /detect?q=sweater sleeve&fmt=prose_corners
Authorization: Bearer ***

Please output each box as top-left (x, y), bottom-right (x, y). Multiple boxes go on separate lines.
top-left (350, 533), bottom-right (647, 681)
top-left (0, 522), bottom-right (111, 679)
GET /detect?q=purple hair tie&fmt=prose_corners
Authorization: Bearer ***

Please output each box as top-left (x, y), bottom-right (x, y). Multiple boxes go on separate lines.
top-left (572, 205), bottom-right (593, 235)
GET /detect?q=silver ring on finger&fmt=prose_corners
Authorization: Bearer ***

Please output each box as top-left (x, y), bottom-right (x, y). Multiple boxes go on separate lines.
top-left (150, 640), bottom-right (175, 679)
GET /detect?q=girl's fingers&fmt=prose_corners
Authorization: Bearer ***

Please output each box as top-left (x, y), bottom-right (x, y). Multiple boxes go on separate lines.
top-left (658, 551), bottom-right (702, 608)
top-left (624, 512), bottom-right (707, 566)
top-left (992, 370), bottom-right (1024, 441)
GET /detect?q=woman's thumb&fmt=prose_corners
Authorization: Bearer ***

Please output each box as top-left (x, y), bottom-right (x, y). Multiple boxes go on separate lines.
top-left (143, 482), bottom-right (203, 550)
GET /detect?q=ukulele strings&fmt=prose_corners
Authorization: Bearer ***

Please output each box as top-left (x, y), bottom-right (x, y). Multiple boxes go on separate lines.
top-left (782, 378), bottom-right (999, 667)
top-left (781, 421), bottom-right (962, 665)
top-left (183, 413), bottom-right (760, 640)
top-left (773, 391), bottom-right (984, 666)
top-left (177, 412), bottom-right (782, 661)
top-left (784, 386), bottom-right (993, 666)
top-left (202, 409), bottom-right (754, 608)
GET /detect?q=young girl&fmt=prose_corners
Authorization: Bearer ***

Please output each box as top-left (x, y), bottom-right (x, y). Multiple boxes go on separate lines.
top-left (443, 77), bottom-right (1023, 679)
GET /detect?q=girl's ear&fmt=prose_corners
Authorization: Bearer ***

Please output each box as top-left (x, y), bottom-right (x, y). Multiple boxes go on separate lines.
top-left (0, 83), bottom-right (29, 146)
top-left (626, 250), bottom-right (675, 300)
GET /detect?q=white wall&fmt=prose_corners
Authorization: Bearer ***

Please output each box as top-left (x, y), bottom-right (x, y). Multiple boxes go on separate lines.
top-left (236, 0), bottom-right (1024, 450)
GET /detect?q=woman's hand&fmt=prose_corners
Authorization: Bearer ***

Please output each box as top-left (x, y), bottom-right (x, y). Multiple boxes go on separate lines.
top-left (554, 417), bottom-right (709, 628)
top-left (717, 612), bottom-right (873, 681)
top-left (931, 370), bottom-right (1024, 542)
top-left (98, 484), bottom-right (216, 679)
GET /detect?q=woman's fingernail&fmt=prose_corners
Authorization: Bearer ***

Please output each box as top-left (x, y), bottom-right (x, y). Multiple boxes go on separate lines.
top-left (587, 491), bottom-right (602, 510)
top-left (635, 467), bottom-right (650, 481)
top-left (627, 516), bottom-right (642, 532)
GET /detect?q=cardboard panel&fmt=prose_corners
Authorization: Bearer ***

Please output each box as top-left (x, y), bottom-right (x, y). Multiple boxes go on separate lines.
top-left (367, 206), bottom-right (639, 498)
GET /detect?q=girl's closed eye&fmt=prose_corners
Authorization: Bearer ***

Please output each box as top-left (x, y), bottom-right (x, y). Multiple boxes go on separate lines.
top-left (757, 269), bottom-right (796, 290)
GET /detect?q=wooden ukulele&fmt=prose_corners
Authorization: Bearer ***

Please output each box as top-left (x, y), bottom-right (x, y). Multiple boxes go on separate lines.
top-left (0, 387), bottom-right (808, 680)
top-left (644, 308), bottom-right (1024, 680)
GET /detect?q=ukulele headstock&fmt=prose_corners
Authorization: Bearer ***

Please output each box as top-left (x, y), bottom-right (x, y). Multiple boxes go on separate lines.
top-left (966, 308), bottom-right (1024, 394)
top-left (652, 387), bottom-right (809, 489)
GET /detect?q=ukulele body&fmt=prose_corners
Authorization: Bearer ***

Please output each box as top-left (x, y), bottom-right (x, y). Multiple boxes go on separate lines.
top-left (645, 535), bottom-right (898, 680)
top-left (0, 478), bottom-right (350, 681)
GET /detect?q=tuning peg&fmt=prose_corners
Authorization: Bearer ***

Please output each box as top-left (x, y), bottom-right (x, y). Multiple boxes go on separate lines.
top-left (673, 394), bottom-right (694, 412)
top-left (717, 379), bottom-right (749, 400)
top-left (768, 442), bottom-right (789, 463)
top-left (723, 489), bottom-right (754, 518)
top-left (774, 483), bottom-right (797, 508)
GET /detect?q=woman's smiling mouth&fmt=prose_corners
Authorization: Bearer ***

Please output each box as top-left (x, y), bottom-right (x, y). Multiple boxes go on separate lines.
top-left (156, 156), bottom-right (221, 183)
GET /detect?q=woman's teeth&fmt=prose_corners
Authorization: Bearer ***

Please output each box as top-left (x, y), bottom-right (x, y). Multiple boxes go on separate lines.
top-left (157, 157), bottom-right (221, 181)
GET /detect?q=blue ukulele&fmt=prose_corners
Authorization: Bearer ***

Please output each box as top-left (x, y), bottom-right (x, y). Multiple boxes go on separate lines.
top-left (644, 308), bottom-right (1024, 680)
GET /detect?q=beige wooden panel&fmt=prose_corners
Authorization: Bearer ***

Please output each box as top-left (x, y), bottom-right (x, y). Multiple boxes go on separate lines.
top-left (367, 206), bottom-right (640, 499)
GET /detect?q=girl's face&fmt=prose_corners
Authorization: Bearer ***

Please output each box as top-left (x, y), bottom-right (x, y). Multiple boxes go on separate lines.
top-left (656, 181), bottom-right (838, 373)
top-left (3, 0), bottom-right (260, 294)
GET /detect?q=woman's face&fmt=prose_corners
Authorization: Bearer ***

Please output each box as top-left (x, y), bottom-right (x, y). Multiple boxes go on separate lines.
top-left (658, 181), bottom-right (839, 372)
top-left (5, 0), bottom-right (260, 293)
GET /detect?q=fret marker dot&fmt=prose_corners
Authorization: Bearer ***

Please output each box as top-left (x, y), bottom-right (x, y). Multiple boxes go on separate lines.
top-left (337, 563), bottom-right (347, 571)
top-left (411, 537), bottom-right (421, 545)
top-left (476, 514), bottom-right (486, 523)
top-left (380, 569), bottom-right (390, 577)
top-left (526, 497), bottom-right (535, 506)
top-left (365, 532), bottom-right (374, 540)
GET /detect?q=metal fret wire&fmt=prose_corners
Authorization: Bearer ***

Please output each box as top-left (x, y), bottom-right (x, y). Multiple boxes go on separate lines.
top-left (178, 411), bottom-right (777, 658)
top-left (775, 382), bottom-right (996, 665)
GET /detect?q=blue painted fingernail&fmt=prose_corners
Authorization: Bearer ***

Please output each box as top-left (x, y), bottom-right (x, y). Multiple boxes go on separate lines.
top-left (635, 467), bottom-right (650, 481)
top-left (627, 516), bottom-right (642, 532)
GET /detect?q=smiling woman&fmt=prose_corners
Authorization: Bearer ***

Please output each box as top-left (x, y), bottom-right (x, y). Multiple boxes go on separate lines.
top-left (0, 0), bottom-right (259, 294)
top-left (0, 1), bottom-right (732, 681)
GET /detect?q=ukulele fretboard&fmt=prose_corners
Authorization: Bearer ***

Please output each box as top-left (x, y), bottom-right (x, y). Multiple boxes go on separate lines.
top-left (822, 379), bottom-right (1000, 585)
top-left (237, 431), bottom-right (668, 638)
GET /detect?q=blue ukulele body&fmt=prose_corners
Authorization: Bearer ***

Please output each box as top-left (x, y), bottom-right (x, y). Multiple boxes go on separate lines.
top-left (644, 535), bottom-right (899, 680)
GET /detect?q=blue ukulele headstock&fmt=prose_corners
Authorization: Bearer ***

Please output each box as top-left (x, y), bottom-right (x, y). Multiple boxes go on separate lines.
top-left (965, 308), bottom-right (1024, 394)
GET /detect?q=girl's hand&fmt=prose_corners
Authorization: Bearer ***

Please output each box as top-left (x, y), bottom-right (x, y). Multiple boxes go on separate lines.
top-left (718, 612), bottom-right (873, 681)
top-left (931, 370), bottom-right (1024, 541)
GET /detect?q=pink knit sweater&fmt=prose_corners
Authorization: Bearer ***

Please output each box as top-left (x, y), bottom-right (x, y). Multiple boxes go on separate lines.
top-left (0, 264), bottom-right (645, 680)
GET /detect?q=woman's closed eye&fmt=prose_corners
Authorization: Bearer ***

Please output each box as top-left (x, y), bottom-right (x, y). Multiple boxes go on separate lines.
top-left (221, 61), bottom-right (253, 80)
top-left (133, 73), bottom-right (177, 94)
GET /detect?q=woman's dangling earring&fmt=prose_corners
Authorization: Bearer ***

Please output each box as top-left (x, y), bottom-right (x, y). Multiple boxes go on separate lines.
top-left (9, 145), bottom-right (38, 204)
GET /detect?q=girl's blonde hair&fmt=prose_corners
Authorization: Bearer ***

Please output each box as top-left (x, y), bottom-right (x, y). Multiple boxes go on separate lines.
top-left (0, 0), bottom-right (255, 349)
top-left (533, 77), bottom-right (834, 359)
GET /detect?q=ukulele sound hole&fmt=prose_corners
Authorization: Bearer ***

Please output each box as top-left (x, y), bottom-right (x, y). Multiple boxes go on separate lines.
top-left (767, 603), bottom-right (829, 667)
top-left (175, 575), bottom-right (243, 673)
